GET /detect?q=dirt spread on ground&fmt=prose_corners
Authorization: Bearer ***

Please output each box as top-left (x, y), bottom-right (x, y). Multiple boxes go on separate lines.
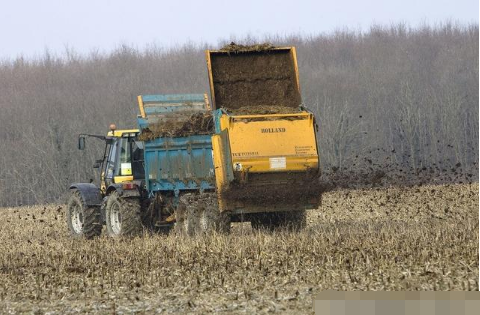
top-left (138, 112), bottom-right (214, 141)
top-left (210, 44), bottom-right (301, 111)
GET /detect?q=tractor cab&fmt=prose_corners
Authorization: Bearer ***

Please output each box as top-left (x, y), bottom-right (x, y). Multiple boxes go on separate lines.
top-left (78, 124), bottom-right (145, 194)
top-left (70, 124), bottom-right (146, 239)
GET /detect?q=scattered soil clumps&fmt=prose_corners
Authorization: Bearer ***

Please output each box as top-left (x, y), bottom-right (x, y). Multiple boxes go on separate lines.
top-left (320, 159), bottom-right (479, 191)
top-left (138, 112), bottom-right (214, 141)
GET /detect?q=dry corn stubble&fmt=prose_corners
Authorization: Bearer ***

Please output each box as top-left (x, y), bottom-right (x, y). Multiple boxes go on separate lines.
top-left (0, 183), bottom-right (477, 314)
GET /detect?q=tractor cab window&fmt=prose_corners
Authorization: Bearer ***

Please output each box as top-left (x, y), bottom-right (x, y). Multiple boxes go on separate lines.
top-left (132, 140), bottom-right (143, 160)
top-left (105, 140), bottom-right (118, 179)
top-left (131, 139), bottom-right (145, 179)
top-left (113, 136), bottom-right (144, 178)
top-left (118, 138), bottom-right (132, 176)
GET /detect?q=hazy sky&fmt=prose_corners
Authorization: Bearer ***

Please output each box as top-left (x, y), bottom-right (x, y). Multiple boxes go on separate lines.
top-left (0, 0), bottom-right (477, 59)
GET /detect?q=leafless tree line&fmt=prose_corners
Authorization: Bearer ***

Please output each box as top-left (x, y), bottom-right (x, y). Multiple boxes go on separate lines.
top-left (0, 22), bottom-right (477, 206)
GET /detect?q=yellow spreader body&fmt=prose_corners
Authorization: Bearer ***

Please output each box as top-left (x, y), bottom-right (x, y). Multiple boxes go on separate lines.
top-left (206, 47), bottom-right (321, 215)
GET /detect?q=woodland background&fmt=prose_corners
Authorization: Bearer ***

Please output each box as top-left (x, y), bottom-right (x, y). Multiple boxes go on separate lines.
top-left (0, 22), bottom-right (478, 206)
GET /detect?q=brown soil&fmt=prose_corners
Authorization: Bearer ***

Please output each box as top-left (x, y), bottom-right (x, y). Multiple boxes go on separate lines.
top-left (138, 112), bottom-right (214, 141)
top-left (219, 42), bottom-right (276, 53)
top-left (210, 46), bottom-right (301, 111)
top-left (227, 105), bottom-right (301, 115)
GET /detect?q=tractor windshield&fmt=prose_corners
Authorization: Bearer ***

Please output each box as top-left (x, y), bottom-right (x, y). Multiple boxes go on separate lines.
top-left (131, 139), bottom-right (144, 179)
top-left (114, 137), bottom-right (144, 179)
top-left (119, 139), bottom-right (132, 176)
top-left (105, 141), bottom-right (117, 179)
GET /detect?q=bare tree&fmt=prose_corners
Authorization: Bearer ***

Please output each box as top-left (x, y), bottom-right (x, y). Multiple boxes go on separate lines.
top-left (0, 22), bottom-right (477, 206)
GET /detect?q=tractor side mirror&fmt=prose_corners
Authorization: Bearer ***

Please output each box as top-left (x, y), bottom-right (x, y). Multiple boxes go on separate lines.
top-left (78, 137), bottom-right (86, 150)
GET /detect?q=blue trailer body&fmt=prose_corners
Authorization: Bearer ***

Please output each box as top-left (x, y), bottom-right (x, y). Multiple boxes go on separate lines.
top-left (136, 94), bottom-right (215, 196)
top-left (143, 135), bottom-right (214, 194)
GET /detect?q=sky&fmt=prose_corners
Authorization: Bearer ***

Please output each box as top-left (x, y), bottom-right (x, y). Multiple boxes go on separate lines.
top-left (0, 0), bottom-right (478, 60)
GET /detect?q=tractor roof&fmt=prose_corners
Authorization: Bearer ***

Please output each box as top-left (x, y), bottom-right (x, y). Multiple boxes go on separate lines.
top-left (107, 129), bottom-right (139, 137)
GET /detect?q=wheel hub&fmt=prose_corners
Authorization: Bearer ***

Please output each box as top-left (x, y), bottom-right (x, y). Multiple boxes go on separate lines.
top-left (199, 210), bottom-right (208, 231)
top-left (71, 203), bottom-right (84, 234)
top-left (110, 202), bottom-right (122, 235)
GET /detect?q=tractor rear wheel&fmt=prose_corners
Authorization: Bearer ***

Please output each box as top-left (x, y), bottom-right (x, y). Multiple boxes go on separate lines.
top-left (175, 193), bottom-right (200, 236)
top-left (176, 193), bottom-right (230, 236)
top-left (199, 196), bottom-right (217, 233)
top-left (184, 208), bottom-right (200, 236)
top-left (105, 192), bottom-right (143, 237)
top-left (174, 201), bottom-right (187, 235)
top-left (198, 195), bottom-right (231, 234)
top-left (66, 190), bottom-right (102, 239)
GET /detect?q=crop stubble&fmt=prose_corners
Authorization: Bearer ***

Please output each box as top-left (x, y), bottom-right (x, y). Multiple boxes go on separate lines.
top-left (0, 182), bottom-right (477, 314)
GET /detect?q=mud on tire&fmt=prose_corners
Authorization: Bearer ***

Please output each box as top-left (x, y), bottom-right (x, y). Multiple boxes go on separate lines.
top-left (176, 192), bottom-right (230, 236)
top-left (216, 211), bottom-right (232, 234)
top-left (199, 195), bottom-right (231, 234)
top-left (105, 192), bottom-right (143, 237)
top-left (66, 190), bottom-right (102, 239)
top-left (175, 193), bottom-right (200, 236)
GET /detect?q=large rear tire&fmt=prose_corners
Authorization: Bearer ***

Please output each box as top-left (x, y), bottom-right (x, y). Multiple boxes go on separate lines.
top-left (105, 192), bottom-right (143, 237)
top-left (174, 201), bottom-right (187, 235)
top-left (66, 190), bottom-right (102, 239)
top-left (199, 197), bottom-right (217, 233)
top-left (199, 195), bottom-right (231, 234)
top-left (176, 193), bottom-right (230, 236)
top-left (175, 193), bottom-right (200, 236)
